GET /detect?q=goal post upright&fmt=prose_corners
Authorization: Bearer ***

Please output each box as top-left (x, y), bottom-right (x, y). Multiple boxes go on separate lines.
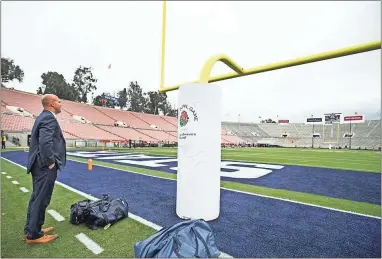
top-left (158, 0), bottom-right (381, 220)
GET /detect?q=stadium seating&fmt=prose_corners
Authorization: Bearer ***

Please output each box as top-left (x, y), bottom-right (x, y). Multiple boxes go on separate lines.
top-left (1, 114), bottom-right (35, 132)
top-left (97, 125), bottom-right (156, 142)
top-left (1, 89), bottom-right (74, 121)
top-left (61, 100), bottom-right (115, 125)
top-left (57, 121), bottom-right (124, 141)
top-left (1, 102), bottom-right (8, 113)
top-left (222, 120), bottom-right (380, 149)
top-left (130, 112), bottom-right (177, 132)
top-left (1, 88), bottom-right (379, 149)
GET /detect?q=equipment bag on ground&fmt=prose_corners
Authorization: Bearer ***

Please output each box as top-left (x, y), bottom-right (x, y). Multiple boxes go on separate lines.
top-left (69, 194), bottom-right (129, 230)
top-left (86, 196), bottom-right (129, 229)
top-left (134, 219), bottom-right (221, 258)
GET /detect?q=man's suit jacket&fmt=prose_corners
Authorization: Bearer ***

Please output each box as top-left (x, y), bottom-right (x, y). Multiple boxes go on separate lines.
top-left (27, 110), bottom-right (66, 174)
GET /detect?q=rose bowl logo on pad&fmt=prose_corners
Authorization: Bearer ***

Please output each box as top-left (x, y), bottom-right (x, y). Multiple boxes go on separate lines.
top-left (179, 104), bottom-right (198, 127)
top-left (180, 110), bottom-right (189, 127)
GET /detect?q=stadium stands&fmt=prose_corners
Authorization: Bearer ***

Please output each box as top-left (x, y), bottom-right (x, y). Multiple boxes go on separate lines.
top-left (1, 88), bottom-right (379, 149)
top-left (222, 120), bottom-right (380, 149)
top-left (97, 125), bottom-right (156, 142)
top-left (61, 100), bottom-right (115, 125)
top-left (1, 89), bottom-right (74, 121)
top-left (1, 114), bottom-right (35, 132)
top-left (130, 112), bottom-right (177, 132)
top-left (1, 102), bottom-right (8, 113)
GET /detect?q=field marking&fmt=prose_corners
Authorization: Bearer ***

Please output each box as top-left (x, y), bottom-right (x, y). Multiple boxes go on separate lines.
top-left (20, 187), bottom-right (29, 193)
top-left (1, 172), bottom-right (7, 175)
top-left (47, 209), bottom-right (65, 222)
top-left (1, 157), bottom-right (232, 258)
top-left (6, 176), bottom-right (12, 179)
top-left (75, 233), bottom-right (104, 255)
top-left (11, 180), bottom-right (19, 185)
top-left (64, 157), bottom-right (382, 220)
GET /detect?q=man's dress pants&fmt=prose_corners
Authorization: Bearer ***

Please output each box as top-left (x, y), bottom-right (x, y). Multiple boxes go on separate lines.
top-left (24, 159), bottom-right (58, 239)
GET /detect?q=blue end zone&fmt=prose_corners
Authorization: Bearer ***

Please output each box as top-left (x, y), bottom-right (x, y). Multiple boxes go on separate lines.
top-left (64, 151), bottom-right (381, 205)
top-left (3, 151), bottom-right (381, 258)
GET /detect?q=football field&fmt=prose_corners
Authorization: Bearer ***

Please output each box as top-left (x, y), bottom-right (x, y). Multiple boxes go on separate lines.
top-left (1, 147), bottom-right (381, 258)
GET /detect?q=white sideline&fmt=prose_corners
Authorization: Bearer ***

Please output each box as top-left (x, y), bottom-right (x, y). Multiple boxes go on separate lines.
top-left (75, 233), bottom-right (104, 255)
top-left (67, 157), bottom-right (381, 220)
top-left (11, 180), bottom-right (19, 185)
top-left (20, 187), bottom-right (29, 193)
top-left (47, 209), bottom-right (65, 222)
top-left (1, 157), bottom-right (233, 258)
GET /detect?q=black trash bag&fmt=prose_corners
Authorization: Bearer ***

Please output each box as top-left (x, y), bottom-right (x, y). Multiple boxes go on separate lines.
top-left (134, 219), bottom-right (221, 258)
top-left (70, 194), bottom-right (129, 230)
top-left (70, 199), bottom-right (92, 225)
top-left (86, 197), bottom-right (129, 230)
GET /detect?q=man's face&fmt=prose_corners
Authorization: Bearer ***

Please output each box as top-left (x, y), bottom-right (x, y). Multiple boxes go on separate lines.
top-left (51, 96), bottom-right (62, 114)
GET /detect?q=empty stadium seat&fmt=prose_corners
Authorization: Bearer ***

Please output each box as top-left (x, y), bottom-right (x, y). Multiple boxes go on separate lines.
top-left (1, 114), bottom-right (35, 132)
top-left (1, 88), bottom-right (74, 121)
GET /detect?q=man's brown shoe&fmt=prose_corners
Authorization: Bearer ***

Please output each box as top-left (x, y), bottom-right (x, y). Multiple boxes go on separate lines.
top-left (24, 227), bottom-right (55, 240)
top-left (25, 234), bottom-right (58, 244)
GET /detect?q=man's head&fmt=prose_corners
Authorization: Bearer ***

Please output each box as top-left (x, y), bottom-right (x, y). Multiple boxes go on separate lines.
top-left (41, 94), bottom-right (62, 114)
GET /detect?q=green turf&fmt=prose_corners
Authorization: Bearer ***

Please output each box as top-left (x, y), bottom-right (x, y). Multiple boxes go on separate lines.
top-left (1, 159), bottom-right (156, 258)
top-left (1, 146), bottom-right (380, 258)
top-left (67, 155), bottom-right (381, 217)
top-left (79, 147), bottom-right (381, 173)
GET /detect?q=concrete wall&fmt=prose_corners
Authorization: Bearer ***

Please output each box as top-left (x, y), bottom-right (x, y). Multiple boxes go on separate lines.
top-left (5, 132), bottom-right (31, 147)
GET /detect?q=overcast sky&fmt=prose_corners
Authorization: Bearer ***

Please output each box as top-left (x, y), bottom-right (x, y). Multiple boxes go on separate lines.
top-left (2, 1), bottom-right (381, 122)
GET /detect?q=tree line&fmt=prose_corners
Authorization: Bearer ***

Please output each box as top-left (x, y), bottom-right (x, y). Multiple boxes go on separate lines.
top-left (1, 57), bottom-right (177, 117)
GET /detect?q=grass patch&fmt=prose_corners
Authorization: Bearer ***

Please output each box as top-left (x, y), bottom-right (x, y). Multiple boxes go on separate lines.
top-left (68, 155), bottom-right (381, 218)
top-left (1, 159), bottom-right (156, 258)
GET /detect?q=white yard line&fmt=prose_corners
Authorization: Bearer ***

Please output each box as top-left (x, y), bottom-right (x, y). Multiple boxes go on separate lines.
top-left (1, 172), bottom-right (7, 175)
top-left (47, 209), bottom-right (65, 222)
top-left (11, 180), bottom-right (19, 185)
top-left (75, 233), bottom-right (104, 255)
top-left (6, 175), bottom-right (12, 179)
top-left (20, 187), bottom-right (29, 193)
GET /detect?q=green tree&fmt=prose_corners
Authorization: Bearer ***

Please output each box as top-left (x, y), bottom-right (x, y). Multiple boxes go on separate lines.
top-left (117, 88), bottom-right (128, 108)
top-left (38, 71), bottom-right (78, 101)
top-left (72, 66), bottom-right (97, 103)
top-left (145, 91), bottom-right (168, 115)
top-left (162, 101), bottom-right (177, 117)
top-left (1, 57), bottom-right (24, 86)
top-left (127, 81), bottom-right (146, 113)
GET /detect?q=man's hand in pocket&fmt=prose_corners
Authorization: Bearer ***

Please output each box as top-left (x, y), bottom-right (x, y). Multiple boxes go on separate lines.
top-left (49, 163), bottom-right (55, 169)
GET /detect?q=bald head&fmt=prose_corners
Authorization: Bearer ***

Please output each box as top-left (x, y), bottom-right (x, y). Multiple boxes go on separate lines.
top-left (41, 94), bottom-right (57, 107)
top-left (41, 94), bottom-right (62, 114)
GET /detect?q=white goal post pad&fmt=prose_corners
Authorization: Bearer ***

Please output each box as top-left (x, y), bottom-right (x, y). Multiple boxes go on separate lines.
top-left (176, 83), bottom-right (221, 221)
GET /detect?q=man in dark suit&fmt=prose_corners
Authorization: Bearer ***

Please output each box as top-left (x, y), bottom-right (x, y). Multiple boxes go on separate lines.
top-left (24, 94), bottom-right (66, 244)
